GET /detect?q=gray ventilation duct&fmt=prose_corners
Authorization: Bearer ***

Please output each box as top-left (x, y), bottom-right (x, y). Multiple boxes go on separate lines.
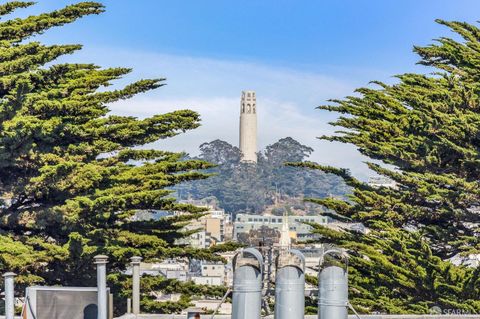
top-left (318, 248), bottom-right (349, 319)
top-left (232, 248), bottom-right (263, 319)
top-left (274, 249), bottom-right (305, 319)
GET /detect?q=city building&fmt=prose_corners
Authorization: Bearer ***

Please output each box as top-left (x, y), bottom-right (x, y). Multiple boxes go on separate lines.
top-left (149, 259), bottom-right (188, 281)
top-left (190, 276), bottom-right (224, 286)
top-left (187, 230), bottom-right (212, 250)
top-left (368, 176), bottom-right (397, 189)
top-left (175, 204), bottom-right (232, 248)
top-left (204, 209), bottom-right (227, 242)
top-left (124, 259), bottom-right (189, 281)
top-left (190, 261), bottom-right (226, 286)
top-left (234, 214), bottom-right (329, 243)
top-left (450, 253), bottom-right (480, 268)
top-left (218, 251), bottom-right (236, 286)
top-left (328, 221), bottom-right (368, 234)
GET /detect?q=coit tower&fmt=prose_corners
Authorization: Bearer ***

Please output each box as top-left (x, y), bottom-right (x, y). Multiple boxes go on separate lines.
top-left (239, 90), bottom-right (257, 163)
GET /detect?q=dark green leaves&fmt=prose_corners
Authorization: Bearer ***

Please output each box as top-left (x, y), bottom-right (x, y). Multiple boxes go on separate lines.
top-left (301, 20), bottom-right (480, 313)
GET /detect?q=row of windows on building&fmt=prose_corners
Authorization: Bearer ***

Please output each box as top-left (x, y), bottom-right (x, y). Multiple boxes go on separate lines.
top-left (203, 265), bottom-right (219, 270)
top-left (239, 217), bottom-right (320, 223)
top-left (235, 225), bottom-right (307, 231)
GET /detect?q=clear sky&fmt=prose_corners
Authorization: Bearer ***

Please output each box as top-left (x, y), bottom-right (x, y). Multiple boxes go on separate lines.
top-left (14, 0), bottom-right (480, 179)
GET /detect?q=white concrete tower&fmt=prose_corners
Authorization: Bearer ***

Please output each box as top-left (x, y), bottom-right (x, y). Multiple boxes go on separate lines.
top-left (239, 90), bottom-right (257, 163)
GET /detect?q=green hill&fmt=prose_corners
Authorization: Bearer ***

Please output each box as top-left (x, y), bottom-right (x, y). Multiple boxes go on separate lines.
top-left (175, 137), bottom-right (349, 216)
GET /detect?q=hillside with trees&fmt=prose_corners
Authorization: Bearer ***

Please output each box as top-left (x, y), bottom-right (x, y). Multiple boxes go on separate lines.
top-left (293, 20), bottom-right (480, 313)
top-left (175, 137), bottom-right (349, 215)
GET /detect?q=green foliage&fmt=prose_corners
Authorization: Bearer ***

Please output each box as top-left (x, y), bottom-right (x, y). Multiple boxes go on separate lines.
top-left (0, 1), bottom-right (229, 314)
top-left (295, 20), bottom-right (480, 313)
top-left (110, 272), bottom-right (228, 314)
top-left (176, 137), bottom-right (348, 215)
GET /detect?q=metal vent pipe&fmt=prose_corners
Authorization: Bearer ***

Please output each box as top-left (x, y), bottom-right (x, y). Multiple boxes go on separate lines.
top-left (274, 249), bottom-right (305, 319)
top-left (232, 248), bottom-right (263, 319)
top-left (318, 248), bottom-right (349, 319)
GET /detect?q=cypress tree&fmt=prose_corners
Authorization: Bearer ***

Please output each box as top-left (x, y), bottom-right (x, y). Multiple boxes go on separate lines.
top-left (0, 1), bottom-right (231, 313)
top-left (292, 20), bottom-right (480, 313)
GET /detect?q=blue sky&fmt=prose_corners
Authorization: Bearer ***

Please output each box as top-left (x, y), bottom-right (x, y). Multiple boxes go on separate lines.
top-left (14, 1), bottom-right (480, 179)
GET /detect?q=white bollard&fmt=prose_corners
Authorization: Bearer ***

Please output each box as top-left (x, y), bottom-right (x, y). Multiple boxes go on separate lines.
top-left (127, 298), bottom-right (131, 313)
top-left (94, 255), bottom-right (109, 319)
top-left (130, 256), bottom-right (142, 315)
top-left (3, 272), bottom-right (15, 319)
top-left (108, 293), bottom-right (114, 319)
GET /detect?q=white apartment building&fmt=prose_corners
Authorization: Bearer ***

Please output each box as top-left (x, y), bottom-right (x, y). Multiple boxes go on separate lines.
top-left (233, 214), bottom-right (329, 241)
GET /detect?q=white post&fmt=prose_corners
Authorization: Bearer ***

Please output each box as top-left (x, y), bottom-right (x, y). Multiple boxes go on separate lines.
top-left (127, 298), bottom-right (131, 313)
top-left (94, 255), bottom-right (109, 319)
top-left (108, 293), bottom-right (114, 319)
top-left (3, 272), bottom-right (15, 319)
top-left (130, 256), bottom-right (142, 315)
